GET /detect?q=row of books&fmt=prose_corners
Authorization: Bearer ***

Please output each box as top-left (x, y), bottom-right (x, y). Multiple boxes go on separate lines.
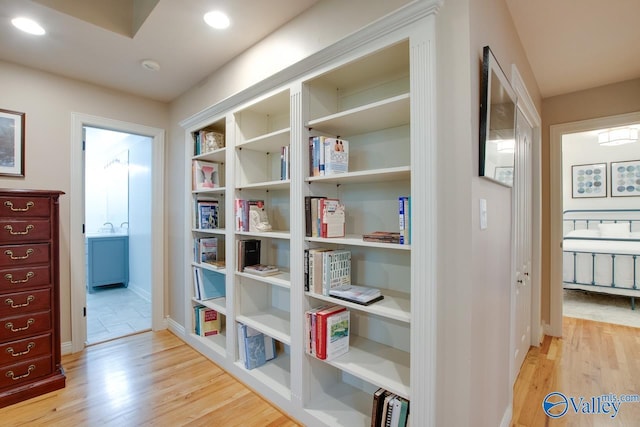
top-left (304, 196), bottom-right (345, 238)
top-left (309, 136), bottom-right (349, 176)
top-left (398, 196), bottom-right (411, 245)
top-left (194, 305), bottom-right (222, 337)
top-left (195, 199), bottom-right (219, 229)
top-left (235, 199), bottom-right (272, 232)
top-left (193, 160), bottom-right (221, 191)
top-left (194, 237), bottom-right (223, 265)
top-left (237, 323), bottom-right (277, 370)
top-left (280, 145), bottom-right (290, 181)
top-left (304, 249), bottom-right (351, 295)
top-left (193, 129), bottom-right (225, 156)
top-left (193, 266), bottom-right (226, 300)
top-left (371, 389), bottom-right (410, 427)
top-left (304, 305), bottom-right (350, 360)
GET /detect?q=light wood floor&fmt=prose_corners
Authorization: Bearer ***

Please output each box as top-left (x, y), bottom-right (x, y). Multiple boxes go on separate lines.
top-left (0, 330), bottom-right (300, 427)
top-left (512, 317), bottom-right (640, 426)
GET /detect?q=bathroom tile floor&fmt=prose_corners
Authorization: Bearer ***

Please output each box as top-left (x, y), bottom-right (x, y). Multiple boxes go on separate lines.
top-left (86, 285), bottom-right (151, 344)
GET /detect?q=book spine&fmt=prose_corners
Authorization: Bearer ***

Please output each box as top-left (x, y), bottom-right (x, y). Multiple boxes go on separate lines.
top-left (405, 197), bottom-right (411, 245)
top-left (399, 197), bottom-right (406, 245)
top-left (304, 249), bottom-right (309, 292)
top-left (304, 196), bottom-right (312, 237)
top-left (318, 136), bottom-right (325, 176)
top-left (322, 251), bottom-right (331, 296)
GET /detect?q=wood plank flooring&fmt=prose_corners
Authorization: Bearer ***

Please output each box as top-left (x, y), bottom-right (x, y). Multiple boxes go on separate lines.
top-left (512, 317), bottom-right (640, 426)
top-left (0, 330), bottom-right (301, 427)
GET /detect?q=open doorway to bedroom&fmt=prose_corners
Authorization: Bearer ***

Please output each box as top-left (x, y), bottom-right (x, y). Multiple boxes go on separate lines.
top-left (560, 122), bottom-right (640, 328)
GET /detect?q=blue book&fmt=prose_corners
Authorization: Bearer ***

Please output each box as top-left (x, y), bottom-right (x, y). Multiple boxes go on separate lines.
top-left (197, 268), bottom-right (226, 300)
top-left (240, 324), bottom-right (277, 370)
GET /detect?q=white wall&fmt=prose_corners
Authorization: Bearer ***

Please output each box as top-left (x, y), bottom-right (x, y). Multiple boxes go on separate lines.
top-left (563, 129), bottom-right (640, 211)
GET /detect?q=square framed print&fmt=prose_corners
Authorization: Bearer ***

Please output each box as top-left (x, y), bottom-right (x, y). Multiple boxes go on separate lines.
top-left (611, 159), bottom-right (640, 197)
top-left (571, 163), bottom-right (606, 198)
top-left (0, 109), bottom-right (25, 177)
top-left (494, 166), bottom-right (514, 186)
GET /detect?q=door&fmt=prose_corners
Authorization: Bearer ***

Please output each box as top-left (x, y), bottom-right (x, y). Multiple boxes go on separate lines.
top-left (512, 106), bottom-right (533, 378)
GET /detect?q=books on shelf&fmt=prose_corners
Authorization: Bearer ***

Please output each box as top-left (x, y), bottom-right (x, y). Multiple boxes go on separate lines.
top-left (243, 264), bottom-right (280, 276)
top-left (237, 323), bottom-right (277, 370)
top-left (371, 388), bottom-right (410, 427)
top-left (280, 145), bottom-right (290, 180)
top-left (196, 200), bottom-right (219, 229)
top-left (363, 231), bottom-right (401, 244)
top-left (304, 196), bottom-right (327, 237)
top-left (193, 266), bottom-right (226, 301)
top-left (194, 305), bottom-right (222, 337)
top-left (235, 199), bottom-right (272, 232)
top-left (195, 236), bottom-right (221, 264)
top-left (329, 284), bottom-right (384, 305)
top-left (194, 129), bottom-right (225, 155)
top-left (309, 136), bottom-right (349, 176)
top-left (236, 239), bottom-right (261, 272)
top-left (319, 198), bottom-right (345, 238)
top-left (398, 196), bottom-right (411, 245)
top-left (305, 305), bottom-right (349, 360)
top-left (304, 249), bottom-right (350, 295)
top-left (193, 160), bottom-right (220, 190)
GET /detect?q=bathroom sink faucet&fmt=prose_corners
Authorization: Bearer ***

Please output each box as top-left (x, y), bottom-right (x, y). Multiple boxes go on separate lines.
top-left (103, 222), bottom-right (114, 232)
top-left (120, 222), bottom-right (128, 228)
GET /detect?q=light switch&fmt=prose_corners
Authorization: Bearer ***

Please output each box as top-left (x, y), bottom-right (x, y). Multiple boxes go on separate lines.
top-left (480, 198), bottom-right (488, 230)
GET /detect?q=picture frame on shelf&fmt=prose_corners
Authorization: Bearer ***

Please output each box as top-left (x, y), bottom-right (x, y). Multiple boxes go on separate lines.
top-left (0, 109), bottom-right (25, 177)
top-left (571, 163), bottom-right (606, 198)
top-left (611, 159), bottom-right (640, 197)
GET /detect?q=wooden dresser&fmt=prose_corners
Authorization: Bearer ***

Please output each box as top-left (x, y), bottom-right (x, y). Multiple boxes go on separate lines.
top-left (0, 189), bottom-right (65, 407)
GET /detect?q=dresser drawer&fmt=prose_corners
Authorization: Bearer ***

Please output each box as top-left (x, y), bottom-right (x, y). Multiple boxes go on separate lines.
top-left (0, 289), bottom-right (50, 318)
top-left (0, 220), bottom-right (51, 244)
top-left (0, 265), bottom-right (50, 292)
top-left (0, 311), bottom-right (50, 342)
top-left (0, 196), bottom-right (50, 218)
top-left (0, 355), bottom-right (52, 390)
top-left (0, 243), bottom-right (50, 268)
top-left (0, 334), bottom-right (51, 366)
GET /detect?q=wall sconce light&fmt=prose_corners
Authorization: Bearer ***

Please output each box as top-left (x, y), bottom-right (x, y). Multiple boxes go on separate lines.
top-left (598, 127), bottom-right (638, 146)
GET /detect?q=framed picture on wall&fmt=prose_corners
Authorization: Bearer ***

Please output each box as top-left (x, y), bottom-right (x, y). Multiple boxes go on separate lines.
top-left (494, 166), bottom-right (514, 186)
top-left (0, 109), bottom-right (25, 177)
top-left (571, 163), bottom-right (606, 198)
top-left (611, 159), bottom-right (640, 197)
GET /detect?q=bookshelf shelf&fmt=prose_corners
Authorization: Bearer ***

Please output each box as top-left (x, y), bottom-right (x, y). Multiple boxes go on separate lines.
top-left (307, 93), bottom-right (409, 137)
top-left (306, 291), bottom-right (410, 323)
top-left (236, 308), bottom-right (291, 345)
top-left (192, 296), bottom-right (227, 315)
top-left (237, 270), bottom-right (291, 289)
top-left (182, 6), bottom-right (438, 425)
top-left (327, 335), bottom-right (410, 400)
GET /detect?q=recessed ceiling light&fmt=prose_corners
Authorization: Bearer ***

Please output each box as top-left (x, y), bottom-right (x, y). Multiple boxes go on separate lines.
top-left (204, 11), bottom-right (230, 30)
top-left (141, 59), bottom-right (160, 71)
top-left (12, 17), bottom-right (46, 35)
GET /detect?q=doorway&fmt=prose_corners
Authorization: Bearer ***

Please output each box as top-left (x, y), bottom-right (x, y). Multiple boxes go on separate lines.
top-left (84, 127), bottom-right (152, 344)
top-left (549, 111), bottom-right (640, 335)
top-left (70, 113), bottom-right (165, 353)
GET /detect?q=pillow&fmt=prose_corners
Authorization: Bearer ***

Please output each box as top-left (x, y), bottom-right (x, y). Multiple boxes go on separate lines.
top-left (565, 229), bottom-right (600, 238)
top-left (598, 223), bottom-right (630, 237)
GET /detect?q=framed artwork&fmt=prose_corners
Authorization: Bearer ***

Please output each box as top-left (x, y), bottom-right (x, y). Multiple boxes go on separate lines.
top-left (494, 166), bottom-right (514, 186)
top-left (571, 163), bottom-right (606, 198)
top-left (0, 109), bottom-right (25, 177)
top-left (611, 159), bottom-right (640, 197)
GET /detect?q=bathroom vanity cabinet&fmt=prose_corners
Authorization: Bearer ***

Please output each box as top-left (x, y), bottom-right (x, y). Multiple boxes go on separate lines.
top-left (86, 235), bottom-right (129, 293)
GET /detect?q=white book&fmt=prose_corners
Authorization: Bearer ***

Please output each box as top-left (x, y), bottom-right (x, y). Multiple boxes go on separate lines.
top-left (323, 137), bottom-right (349, 175)
top-left (325, 310), bottom-right (349, 360)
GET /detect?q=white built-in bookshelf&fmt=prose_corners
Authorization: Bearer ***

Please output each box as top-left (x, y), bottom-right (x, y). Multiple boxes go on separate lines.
top-left (181, 2), bottom-right (439, 425)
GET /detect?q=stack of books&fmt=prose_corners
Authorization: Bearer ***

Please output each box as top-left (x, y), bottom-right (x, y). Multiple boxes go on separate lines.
top-left (304, 305), bottom-right (350, 360)
top-left (303, 249), bottom-right (351, 295)
top-left (329, 284), bottom-right (384, 306)
top-left (193, 129), bottom-right (224, 155)
top-left (192, 267), bottom-right (225, 301)
top-left (193, 305), bottom-right (222, 337)
top-left (304, 196), bottom-right (345, 238)
top-left (362, 231), bottom-right (401, 244)
top-left (371, 389), bottom-right (410, 427)
top-left (308, 136), bottom-right (349, 176)
top-left (195, 236), bottom-right (222, 264)
top-left (237, 323), bottom-right (277, 370)
top-left (243, 264), bottom-right (279, 276)
top-left (195, 199), bottom-right (219, 229)
top-left (236, 239), bottom-right (261, 272)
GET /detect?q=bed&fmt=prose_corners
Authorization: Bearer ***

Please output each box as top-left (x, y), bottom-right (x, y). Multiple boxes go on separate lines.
top-left (563, 209), bottom-right (640, 310)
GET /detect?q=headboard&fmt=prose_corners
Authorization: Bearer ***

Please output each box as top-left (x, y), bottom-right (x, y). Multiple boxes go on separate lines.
top-left (563, 209), bottom-right (640, 235)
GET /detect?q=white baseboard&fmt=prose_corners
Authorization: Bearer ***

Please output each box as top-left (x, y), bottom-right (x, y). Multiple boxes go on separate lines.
top-left (128, 281), bottom-right (151, 302)
top-left (500, 404), bottom-right (513, 427)
top-left (61, 341), bottom-right (73, 356)
top-left (166, 317), bottom-right (185, 337)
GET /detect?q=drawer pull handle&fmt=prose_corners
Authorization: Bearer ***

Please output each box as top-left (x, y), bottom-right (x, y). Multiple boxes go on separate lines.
top-left (5, 295), bottom-right (34, 308)
top-left (6, 365), bottom-right (35, 380)
top-left (6, 342), bottom-right (35, 357)
top-left (4, 201), bottom-right (34, 212)
top-left (5, 318), bottom-right (34, 332)
top-left (4, 272), bottom-right (34, 284)
top-left (4, 225), bottom-right (34, 235)
top-left (4, 248), bottom-right (34, 260)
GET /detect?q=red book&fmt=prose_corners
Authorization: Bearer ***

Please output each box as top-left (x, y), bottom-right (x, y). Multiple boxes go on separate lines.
top-left (315, 305), bottom-right (346, 359)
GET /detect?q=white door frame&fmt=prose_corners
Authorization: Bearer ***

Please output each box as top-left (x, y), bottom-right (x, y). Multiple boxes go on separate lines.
top-left (548, 111), bottom-right (640, 337)
top-left (70, 113), bottom-right (166, 353)
top-left (508, 65), bottom-right (542, 387)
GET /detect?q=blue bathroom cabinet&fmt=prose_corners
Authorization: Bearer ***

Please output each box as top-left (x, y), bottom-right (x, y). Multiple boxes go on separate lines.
top-left (86, 235), bottom-right (129, 292)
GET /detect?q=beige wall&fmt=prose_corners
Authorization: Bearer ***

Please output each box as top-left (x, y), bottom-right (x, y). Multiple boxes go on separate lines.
top-left (433, 0), bottom-right (541, 424)
top-left (540, 77), bottom-right (640, 322)
top-left (0, 60), bottom-right (169, 344)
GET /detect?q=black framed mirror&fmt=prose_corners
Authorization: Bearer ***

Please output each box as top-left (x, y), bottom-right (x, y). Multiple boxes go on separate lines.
top-left (479, 45), bottom-right (517, 187)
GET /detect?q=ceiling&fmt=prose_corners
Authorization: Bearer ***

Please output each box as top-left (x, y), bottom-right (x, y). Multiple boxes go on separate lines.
top-left (0, 0), bottom-right (638, 102)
